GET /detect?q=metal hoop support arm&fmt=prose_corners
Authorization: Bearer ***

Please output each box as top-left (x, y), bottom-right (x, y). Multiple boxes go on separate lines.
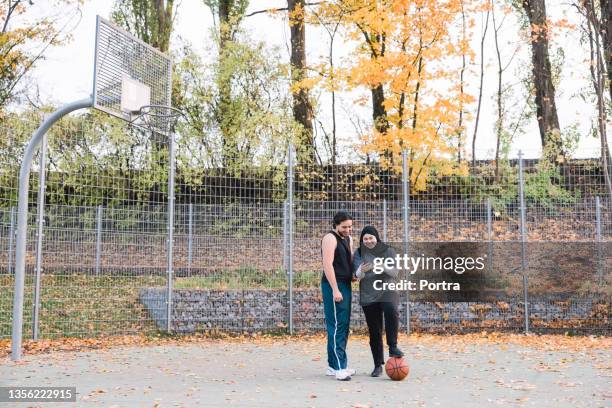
top-left (11, 97), bottom-right (93, 361)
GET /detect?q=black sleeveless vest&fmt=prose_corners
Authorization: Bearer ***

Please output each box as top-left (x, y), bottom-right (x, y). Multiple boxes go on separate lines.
top-left (321, 230), bottom-right (353, 284)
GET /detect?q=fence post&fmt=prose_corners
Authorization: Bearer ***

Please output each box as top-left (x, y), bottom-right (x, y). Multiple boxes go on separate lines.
top-left (382, 198), bottom-right (388, 241)
top-left (8, 207), bottom-right (15, 275)
top-left (518, 151), bottom-right (529, 334)
top-left (188, 203), bottom-right (193, 274)
top-left (283, 199), bottom-right (288, 272)
top-left (32, 135), bottom-right (47, 340)
top-left (596, 196), bottom-right (602, 282)
top-left (487, 197), bottom-right (493, 273)
top-left (95, 206), bottom-right (103, 276)
top-left (287, 144), bottom-right (294, 335)
top-left (166, 133), bottom-right (176, 333)
top-left (401, 149), bottom-right (411, 334)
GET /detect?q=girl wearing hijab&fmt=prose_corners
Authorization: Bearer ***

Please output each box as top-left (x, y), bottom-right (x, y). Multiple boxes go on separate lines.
top-left (353, 225), bottom-right (404, 377)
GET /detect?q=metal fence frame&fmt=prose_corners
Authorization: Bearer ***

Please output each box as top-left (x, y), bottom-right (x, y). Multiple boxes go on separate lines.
top-left (3, 130), bottom-right (611, 358)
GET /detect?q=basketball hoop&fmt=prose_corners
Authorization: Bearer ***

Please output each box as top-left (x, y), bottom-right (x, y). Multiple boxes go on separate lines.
top-left (130, 104), bottom-right (183, 135)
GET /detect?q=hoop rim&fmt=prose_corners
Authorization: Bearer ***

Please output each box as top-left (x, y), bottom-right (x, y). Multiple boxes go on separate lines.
top-left (128, 105), bottom-right (183, 134)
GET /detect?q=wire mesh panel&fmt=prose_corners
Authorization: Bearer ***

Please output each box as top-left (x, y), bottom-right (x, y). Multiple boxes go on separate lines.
top-left (0, 117), bottom-right (47, 339)
top-left (93, 16), bottom-right (172, 121)
top-left (288, 154), bottom-right (609, 334)
top-left (1, 118), bottom-right (610, 338)
top-left (170, 161), bottom-right (289, 334)
top-left (1, 115), bottom-right (177, 339)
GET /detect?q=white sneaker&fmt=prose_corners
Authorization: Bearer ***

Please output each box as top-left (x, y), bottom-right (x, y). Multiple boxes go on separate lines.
top-left (335, 369), bottom-right (352, 381)
top-left (327, 367), bottom-right (356, 376)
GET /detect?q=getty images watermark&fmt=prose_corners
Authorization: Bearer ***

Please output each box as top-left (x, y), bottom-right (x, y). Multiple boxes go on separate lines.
top-left (371, 253), bottom-right (487, 292)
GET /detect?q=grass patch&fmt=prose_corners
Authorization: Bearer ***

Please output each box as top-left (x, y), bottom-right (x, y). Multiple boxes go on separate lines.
top-left (0, 274), bottom-right (165, 339)
top-left (173, 268), bottom-right (321, 290)
top-left (0, 269), bottom-right (322, 339)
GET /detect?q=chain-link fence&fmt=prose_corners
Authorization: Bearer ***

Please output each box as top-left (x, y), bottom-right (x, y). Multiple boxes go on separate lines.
top-left (1, 116), bottom-right (610, 340)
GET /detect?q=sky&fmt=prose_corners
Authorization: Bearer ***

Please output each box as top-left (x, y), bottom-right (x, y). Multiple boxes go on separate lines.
top-left (25, 0), bottom-right (609, 161)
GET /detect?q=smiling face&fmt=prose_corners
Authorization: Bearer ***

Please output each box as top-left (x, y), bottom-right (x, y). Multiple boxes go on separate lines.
top-left (335, 219), bottom-right (353, 238)
top-left (362, 233), bottom-right (377, 249)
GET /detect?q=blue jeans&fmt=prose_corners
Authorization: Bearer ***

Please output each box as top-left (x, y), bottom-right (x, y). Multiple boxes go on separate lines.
top-left (321, 279), bottom-right (352, 370)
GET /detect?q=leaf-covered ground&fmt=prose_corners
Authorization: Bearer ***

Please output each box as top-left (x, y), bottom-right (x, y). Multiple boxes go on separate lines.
top-left (1, 332), bottom-right (610, 407)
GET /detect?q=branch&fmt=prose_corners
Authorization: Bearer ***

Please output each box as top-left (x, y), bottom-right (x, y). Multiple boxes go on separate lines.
top-left (356, 23), bottom-right (379, 58)
top-left (4, 8), bottom-right (82, 103)
top-left (2, 0), bottom-right (23, 34)
top-left (245, 2), bottom-right (322, 18)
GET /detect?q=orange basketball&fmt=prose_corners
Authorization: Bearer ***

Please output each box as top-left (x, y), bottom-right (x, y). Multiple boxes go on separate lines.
top-left (385, 356), bottom-right (409, 381)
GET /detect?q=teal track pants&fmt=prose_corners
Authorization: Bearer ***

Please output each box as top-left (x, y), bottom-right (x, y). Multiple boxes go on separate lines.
top-left (321, 279), bottom-right (352, 370)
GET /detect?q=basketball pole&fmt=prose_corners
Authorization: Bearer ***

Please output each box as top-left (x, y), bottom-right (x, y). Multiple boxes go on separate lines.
top-left (11, 97), bottom-right (93, 361)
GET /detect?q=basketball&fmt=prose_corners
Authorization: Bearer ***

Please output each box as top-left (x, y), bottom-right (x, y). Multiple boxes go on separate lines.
top-left (385, 357), bottom-right (409, 381)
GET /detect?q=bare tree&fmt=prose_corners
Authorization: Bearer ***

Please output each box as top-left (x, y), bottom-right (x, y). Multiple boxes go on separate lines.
top-left (577, 0), bottom-right (612, 199)
top-left (471, 5), bottom-right (490, 169)
top-left (311, 5), bottom-right (346, 164)
top-left (492, 0), bottom-right (504, 178)
top-left (458, 0), bottom-right (467, 164)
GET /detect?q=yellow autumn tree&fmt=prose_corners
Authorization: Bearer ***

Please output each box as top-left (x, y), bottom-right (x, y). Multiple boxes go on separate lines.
top-left (0, 0), bottom-right (82, 112)
top-left (319, 0), bottom-right (477, 191)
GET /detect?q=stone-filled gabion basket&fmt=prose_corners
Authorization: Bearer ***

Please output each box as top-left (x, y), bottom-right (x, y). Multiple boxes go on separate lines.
top-left (139, 288), bottom-right (610, 334)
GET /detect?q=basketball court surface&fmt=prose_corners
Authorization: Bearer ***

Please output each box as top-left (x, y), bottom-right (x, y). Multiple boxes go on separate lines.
top-left (2, 334), bottom-right (609, 407)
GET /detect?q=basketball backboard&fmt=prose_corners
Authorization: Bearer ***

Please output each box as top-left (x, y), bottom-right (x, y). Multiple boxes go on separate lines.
top-left (93, 16), bottom-right (172, 121)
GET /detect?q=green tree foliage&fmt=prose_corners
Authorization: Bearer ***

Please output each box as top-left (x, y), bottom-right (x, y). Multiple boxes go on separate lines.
top-left (174, 37), bottom-right (301, 172)
top-left (203, 0), bottom-right (249, 166)
top-left (0, 107), bottom-right (175, 207)
top-left (454, 158), bottom-right (579, 215)
top-left (111, 0), bottom-right (176, 53)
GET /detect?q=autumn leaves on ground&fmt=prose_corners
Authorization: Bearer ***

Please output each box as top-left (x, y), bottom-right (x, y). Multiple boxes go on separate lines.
top-left (1, 332), bottom-right (610, 407)
top-left (1, 331), bottom-right (611, 360)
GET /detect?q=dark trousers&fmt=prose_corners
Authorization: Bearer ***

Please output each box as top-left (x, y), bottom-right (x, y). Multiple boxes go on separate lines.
top-left (362, 301), bottom-right (399, 367)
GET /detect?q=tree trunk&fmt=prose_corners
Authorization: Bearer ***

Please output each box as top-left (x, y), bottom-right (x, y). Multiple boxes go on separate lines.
top-left (371, 85), bottom-right (389, 134)
top-left (217, 0), bottom-right (238, 167)
top-left (492, 0), bottom-right (502, 180)
top-left (600, 0), bottom-right (612, 189)
top-left (362, 27), bottom-right (391, 164)
top-left (457, 0), bottom-right (467, 164)
top-left (585, 0), bottom-right (612, 202)
top-left (472, 8), bottom-right (490, 170)
top-left (601, 0), bottom-right (612, 104)
top-left (153, 0), bottom-right (173, 52)
top-left (599, 0), bottom-right (612, 171)
top-left (522, 0), bottom-right (563, 162)
top-left (288, 0), bottom-right (315, 164)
